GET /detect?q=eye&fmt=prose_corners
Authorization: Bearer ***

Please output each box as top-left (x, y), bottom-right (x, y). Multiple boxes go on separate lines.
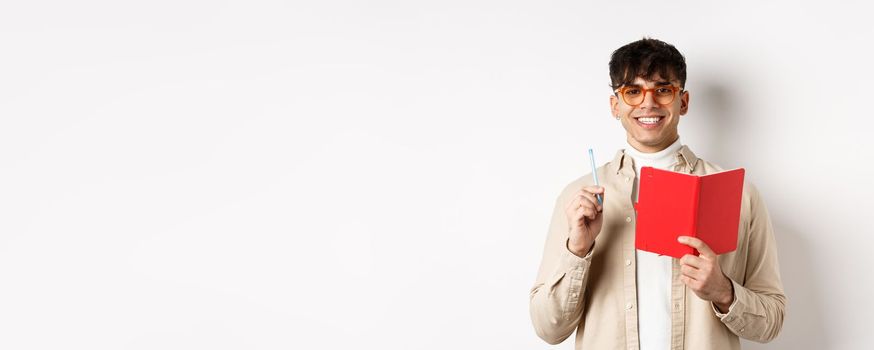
top-left (624, 88), bottom-right (642, 95)
top-left (655, 87), bottom-right (673, 94)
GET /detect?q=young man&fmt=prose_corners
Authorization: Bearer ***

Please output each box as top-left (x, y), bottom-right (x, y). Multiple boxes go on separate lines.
top-left (529, 38), bottom-right (785, 349)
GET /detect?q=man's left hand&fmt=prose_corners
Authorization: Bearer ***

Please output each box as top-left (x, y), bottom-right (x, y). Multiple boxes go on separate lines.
top-left (677, 236), bottom-right (734, 313)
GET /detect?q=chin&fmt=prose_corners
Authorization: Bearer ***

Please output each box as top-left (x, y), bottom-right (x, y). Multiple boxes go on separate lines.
top-left (632, 137), bottom-right (662, 146)
top-left (630, 137), bottom-right (668, 149)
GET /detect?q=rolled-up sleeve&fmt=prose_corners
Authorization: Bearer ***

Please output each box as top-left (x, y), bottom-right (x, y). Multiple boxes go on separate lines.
top-left (716, 184), bottom-right (786, 343)
top-left (529, 193), bottom-right (593, 344)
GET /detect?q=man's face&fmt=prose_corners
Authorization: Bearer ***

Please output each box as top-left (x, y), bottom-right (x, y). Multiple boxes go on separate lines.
top-left (610, 74), bottom-right (689, 153)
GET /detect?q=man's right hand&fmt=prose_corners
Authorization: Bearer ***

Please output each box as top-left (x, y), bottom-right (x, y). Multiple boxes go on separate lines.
top-left (565, 186), bottom-right (605, 257)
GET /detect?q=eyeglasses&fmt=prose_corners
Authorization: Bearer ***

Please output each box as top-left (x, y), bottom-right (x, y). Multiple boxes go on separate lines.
top-left (614, 85), bottom-right (684, 106)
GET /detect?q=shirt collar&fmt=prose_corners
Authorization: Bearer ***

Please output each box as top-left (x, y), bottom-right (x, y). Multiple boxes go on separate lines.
top-left (610, 143), bottom-right (700, 175)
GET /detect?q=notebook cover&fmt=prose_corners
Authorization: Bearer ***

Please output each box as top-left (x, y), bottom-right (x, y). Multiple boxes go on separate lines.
top-left (696, 168), bottom-right (745, 255)
top-left (634, 167), bottom-right (744, 259)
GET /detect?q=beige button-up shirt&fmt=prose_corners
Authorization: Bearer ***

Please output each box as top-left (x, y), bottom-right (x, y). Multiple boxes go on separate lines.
top-left (530, 146), bottom-right (786, 349)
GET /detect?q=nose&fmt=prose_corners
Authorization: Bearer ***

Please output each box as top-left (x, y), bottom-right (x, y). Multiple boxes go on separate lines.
top-left (638, 89), bottom-right (658, 109)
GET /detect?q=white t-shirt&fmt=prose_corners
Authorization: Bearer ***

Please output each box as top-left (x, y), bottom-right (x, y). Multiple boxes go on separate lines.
top-left (625, 138), bottom-right (683, 350)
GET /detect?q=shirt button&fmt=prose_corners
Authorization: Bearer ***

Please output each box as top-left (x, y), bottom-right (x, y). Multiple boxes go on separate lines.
top-left (740, 328), bottom-right (745, 333)
top-left (625, 259), bottom-right (632, 266)
top-left (674, 303), bottom-right (680, 310)
top-left (625, 216), bottom-right (632, 223)
top-left (625, 177), bottom-right (630, 182)
top-left (572, 292), bottom-right (578, 298)
top-left (626, 302), bottom-right (633, 310)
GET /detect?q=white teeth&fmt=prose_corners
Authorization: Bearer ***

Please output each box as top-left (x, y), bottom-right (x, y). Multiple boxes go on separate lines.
top-left (638, 117), bottom-right (661, 124)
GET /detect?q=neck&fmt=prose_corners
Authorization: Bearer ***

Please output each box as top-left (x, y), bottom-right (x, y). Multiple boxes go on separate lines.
top-left (625, 137), bottom-right (682, 159)
top-left (626, 135), bottom-right (680, 153)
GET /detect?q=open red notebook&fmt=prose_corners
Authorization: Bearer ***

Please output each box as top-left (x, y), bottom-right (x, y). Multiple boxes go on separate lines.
top-left (633, 167), bottom-right (745, 259)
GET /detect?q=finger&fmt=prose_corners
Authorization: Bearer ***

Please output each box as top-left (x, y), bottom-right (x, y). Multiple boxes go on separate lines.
top-left (582, 186), bottom-right (605, 194)
top-left (680, 275), bottom-right (699, 287)
top-left (680, 275), bottom-right (691, 285)
top-left (578, 192), bottom-right (603, 212)
top-left (573, 207), bottom-right (585, 221)
top-left (574, 207), bottom-right (593, 222)
top-left (565, 195), bottom-right (582, 212)
top-left (679, 254), bottom-right (704, 269)
top-left (577, 206), bottom-right (596, 220)
top-left (566, 197), bottom-right (584, 218)
top-left (680, 264), bottom-right (700, 280)
top-left (580, 186), bottom-right (605, 195)
top-left (576, 193), bottom-right (598, 212)
top-left (677, 236), bottom-right (716, 258)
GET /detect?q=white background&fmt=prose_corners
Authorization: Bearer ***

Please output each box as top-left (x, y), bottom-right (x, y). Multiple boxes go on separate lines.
top-left (1, 1), bottom-right (873, 349)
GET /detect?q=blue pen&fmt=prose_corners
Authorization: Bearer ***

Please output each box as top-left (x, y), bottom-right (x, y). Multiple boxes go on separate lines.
top-left (588, 148), bottom-right (603, 205)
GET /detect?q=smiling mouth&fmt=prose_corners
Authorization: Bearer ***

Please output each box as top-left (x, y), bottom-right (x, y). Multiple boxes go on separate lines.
top-left (634, 115), bottom-right (664, 128)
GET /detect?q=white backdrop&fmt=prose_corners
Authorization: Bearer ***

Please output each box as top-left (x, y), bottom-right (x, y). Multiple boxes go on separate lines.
top-left (2, 1), bottom-right (872, 349)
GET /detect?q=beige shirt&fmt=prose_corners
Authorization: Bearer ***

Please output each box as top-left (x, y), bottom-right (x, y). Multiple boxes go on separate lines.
top-left (529, 146), bottom-right (786, 349)
top-left (624, 139), bottom-right (683, 350)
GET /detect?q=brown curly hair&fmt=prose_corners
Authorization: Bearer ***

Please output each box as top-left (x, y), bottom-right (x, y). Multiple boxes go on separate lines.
top-left (609, 38), bottom-right (687, 91)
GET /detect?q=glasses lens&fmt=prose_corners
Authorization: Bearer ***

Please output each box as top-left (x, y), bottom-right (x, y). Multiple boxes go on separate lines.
top-left (653, 87), bottom-right (676, 104)
top-left (622, 87), bottom-right (644, 105)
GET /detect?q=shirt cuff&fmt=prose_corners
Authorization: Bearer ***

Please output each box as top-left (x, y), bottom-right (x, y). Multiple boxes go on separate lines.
top-left (711, 290), bottom-right (739, 318)
top-left (711, 278), bottom-right (746, 324)
top-left (557, 239), bottom-right (594, 319)
top-left (552, 239), bottom-right (593, 278)
top-left (565, 239), bottom-right (595, 260)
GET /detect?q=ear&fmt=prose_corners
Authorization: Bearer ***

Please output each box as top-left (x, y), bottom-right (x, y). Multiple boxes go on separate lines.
top-left (610, 94), bottom-right (620, 119)
top-left (679, 90), bottom-right (690, 115)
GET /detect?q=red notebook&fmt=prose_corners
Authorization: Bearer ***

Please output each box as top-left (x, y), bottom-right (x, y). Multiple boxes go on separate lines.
top-left (633, 167), bottom-right (745, 259)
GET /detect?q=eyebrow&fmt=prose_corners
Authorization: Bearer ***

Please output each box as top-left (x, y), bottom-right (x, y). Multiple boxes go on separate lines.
top-left (624, 81), bottom-right (673, 88)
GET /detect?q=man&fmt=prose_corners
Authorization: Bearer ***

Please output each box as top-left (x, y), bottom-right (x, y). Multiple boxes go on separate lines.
top-left (529, 38), bottom-right (786, 349)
